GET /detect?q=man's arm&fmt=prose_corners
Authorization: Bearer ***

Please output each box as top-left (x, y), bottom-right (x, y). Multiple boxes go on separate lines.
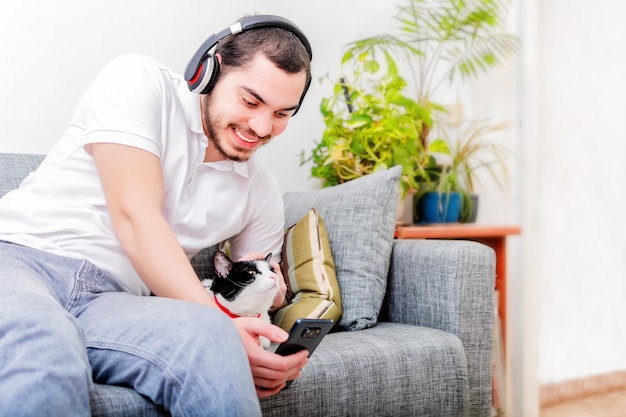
top-left (91, 143), bottom-right (307, 396)
top-left (91, 142), bottom-right (216, 306)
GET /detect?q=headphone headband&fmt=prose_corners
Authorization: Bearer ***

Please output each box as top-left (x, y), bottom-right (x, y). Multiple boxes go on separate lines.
top-left (184, 15), bottom-right (312, 96)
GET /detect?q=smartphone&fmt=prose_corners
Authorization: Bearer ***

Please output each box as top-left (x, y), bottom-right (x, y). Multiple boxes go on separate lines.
top-left (272, 318), bottom-right (333, 390)
top-left (274, 318), bottom-right (334, 357)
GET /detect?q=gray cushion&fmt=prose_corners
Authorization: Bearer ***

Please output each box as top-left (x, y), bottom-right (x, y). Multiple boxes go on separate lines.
top-left (260, 322), bottom-right (469, 417)
top-left (90, 384), bottom-right (168, 417)
top-left (283, 166), bottom-right (401, 331)
top-left (0, 153), bottom-right (45, 198)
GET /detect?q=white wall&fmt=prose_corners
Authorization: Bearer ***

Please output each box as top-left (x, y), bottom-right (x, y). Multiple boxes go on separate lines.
top-left (510, 2), bottom-right (626, 414)
top-left (531, 0), bottom-right (626, 383)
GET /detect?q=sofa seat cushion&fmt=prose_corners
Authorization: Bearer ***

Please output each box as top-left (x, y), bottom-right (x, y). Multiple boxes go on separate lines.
top-left (260, 322), bottom-right (469, 417)
top-left (90, 384), bottom-right (168, 417)
top-left (90, 324), bottom-right (470, 417)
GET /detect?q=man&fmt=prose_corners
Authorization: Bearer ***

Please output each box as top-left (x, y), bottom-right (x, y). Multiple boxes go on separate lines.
top-left (0, 15), bottom-right (311, 417)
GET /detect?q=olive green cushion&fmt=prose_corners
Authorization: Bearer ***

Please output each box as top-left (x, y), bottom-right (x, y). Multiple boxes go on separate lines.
top-left (274, 209), bottom-right (342, 331)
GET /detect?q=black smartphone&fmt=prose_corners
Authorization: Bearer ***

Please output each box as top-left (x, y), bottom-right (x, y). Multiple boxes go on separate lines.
top-left (273, 318), bottom-right (334, 357)
top-left (272, 318), bottom-right (333, 390)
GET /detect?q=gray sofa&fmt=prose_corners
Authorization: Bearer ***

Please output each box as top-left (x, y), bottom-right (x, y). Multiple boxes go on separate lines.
top-left (0, 152), bottom-right (495, 417)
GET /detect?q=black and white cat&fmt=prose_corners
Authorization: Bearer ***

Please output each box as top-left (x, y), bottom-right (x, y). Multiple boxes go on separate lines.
top-left (202, 251), bottom-right (281, 348)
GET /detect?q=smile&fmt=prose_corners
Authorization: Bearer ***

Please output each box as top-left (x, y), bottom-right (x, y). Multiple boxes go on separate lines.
top-left (234, 128), bottom-right (258, 144)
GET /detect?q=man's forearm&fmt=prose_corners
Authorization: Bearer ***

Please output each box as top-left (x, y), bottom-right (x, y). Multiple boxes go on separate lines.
top-left (113, 209), bottom-right (217, 307)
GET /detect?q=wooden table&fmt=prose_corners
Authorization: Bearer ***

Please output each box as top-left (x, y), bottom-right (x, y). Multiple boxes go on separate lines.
top-left (394, 224), bottom-right (521, 344)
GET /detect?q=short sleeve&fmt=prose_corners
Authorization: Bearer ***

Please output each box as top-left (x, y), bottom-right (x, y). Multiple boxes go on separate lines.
top-left (78, 54), bottom-right (166, 157)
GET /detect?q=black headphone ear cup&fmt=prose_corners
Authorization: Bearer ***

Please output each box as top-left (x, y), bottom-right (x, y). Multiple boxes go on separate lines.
top-left (188, 54), bottom-right (220, 94)
top-left (199, 55), bottom-right (220, 95)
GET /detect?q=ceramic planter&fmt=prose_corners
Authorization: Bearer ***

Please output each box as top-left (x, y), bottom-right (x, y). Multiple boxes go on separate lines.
top-left (414, 191), bottom-right (462, 223)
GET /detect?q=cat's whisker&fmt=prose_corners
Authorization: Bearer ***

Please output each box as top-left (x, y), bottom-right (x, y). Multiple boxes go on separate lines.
top-left (273, 283), bottom-right (289, 308)
top-left (220, 277), bottom-right (248, 288)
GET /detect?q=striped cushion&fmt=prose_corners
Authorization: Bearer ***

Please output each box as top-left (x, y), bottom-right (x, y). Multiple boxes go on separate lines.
top-left (274, 209), bottom-right (342, 331)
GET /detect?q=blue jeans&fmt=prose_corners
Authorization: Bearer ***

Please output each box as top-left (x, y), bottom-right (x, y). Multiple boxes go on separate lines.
top-left (0, 241), bottom-right (261, 417)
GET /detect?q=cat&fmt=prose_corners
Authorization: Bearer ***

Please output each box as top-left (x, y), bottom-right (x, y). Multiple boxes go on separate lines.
top-left (201, 251), bottom-right (281, 349)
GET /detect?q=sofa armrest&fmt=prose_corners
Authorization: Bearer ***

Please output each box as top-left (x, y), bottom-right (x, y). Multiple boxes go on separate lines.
top-left (381, 239), bottom-right (496, 416)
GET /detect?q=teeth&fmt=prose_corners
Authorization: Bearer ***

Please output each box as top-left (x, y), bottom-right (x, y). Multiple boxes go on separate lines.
top-left (235, 129), bottom-right (256, 143)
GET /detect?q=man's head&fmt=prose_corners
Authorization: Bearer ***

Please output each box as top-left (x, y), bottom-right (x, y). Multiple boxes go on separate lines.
top-left (191, 16), bottom-right (312, 163)
top-left (185, 15), bottom-right (312, 104)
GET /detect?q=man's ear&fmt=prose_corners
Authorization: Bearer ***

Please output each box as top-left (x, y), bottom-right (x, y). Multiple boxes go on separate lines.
top-left (213, 250), bottom-right (233, 278)
top-left (215, 53), bottom-right (223, 65)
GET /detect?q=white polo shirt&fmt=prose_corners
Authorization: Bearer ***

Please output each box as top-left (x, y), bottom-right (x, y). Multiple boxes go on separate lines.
top-left (0, 54), bottom-right (284, 295)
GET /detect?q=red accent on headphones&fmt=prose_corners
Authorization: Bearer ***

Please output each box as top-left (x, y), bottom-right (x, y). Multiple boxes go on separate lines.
top-left (188, 61), bottom-right (204, 86)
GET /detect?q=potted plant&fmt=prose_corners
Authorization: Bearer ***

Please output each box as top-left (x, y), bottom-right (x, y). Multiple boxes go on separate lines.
top-left (302, 51), bottom-right (432, 199)
top-left (303, 0), bottom-right (519, 222)
top-left (416, 116), bottom-right (512, 223)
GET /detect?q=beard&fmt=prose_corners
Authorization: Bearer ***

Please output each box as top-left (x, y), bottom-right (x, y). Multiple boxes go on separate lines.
top-left (200, 95), bottom-right (268, 163)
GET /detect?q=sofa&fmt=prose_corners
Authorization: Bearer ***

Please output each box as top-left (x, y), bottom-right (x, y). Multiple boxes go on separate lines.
top-left (0, 152), bottom-right (495, 417)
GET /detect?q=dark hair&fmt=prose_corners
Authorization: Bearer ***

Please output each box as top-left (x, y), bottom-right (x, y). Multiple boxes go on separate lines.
top-left (215, 26), bottom-right (311, 87)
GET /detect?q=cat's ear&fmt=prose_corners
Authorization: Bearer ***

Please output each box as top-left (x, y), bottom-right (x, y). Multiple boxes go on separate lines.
top-left (214, 251), bottom-right (233, 278)
top-left (264, 253), bottom-right (272, 263)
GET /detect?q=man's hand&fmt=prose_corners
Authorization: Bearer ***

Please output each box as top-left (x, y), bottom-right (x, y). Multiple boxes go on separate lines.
top-left (233, 317), bottom-right (308, 398)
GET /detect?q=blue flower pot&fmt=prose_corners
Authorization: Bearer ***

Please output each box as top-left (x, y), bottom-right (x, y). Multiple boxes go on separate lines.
top-left (416, 192), bottom-right (462, 223)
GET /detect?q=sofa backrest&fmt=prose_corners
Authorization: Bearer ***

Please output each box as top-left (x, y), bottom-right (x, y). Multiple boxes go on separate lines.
top-left (0, 153), bottom-right (45, 198)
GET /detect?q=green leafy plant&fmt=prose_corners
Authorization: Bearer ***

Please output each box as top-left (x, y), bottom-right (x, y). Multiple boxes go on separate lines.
top-left (345, 0), bottom-right (519, 105)
top-left (302, 51), bottom-right (432, 197)
top-left (303, 0), bottom-right (519, 206)
top-left (419, 117), bottom-right (513, 220)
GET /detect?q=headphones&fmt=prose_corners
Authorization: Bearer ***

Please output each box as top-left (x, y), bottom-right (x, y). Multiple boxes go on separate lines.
top-left (184, 15), bottom-right (312, 113)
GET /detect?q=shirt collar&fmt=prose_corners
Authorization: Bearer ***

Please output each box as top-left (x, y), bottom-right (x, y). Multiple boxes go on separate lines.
top-left (202, 159), bottom-right (250, 178)
top-left (178, 82), bottom-right (204, 135)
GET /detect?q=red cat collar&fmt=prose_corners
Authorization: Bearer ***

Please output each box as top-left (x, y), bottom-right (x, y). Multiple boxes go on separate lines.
top-left (213, 295), bottom-right (261, 319)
